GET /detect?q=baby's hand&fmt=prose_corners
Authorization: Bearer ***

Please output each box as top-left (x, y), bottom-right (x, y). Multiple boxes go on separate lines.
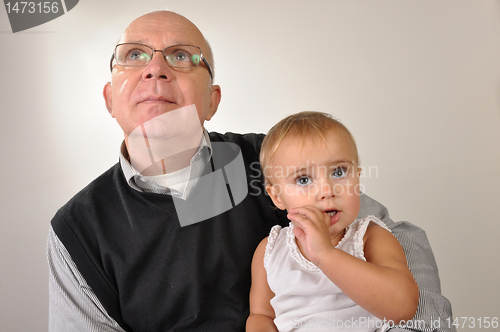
top-left (287, 206), bottom-right (335, 266)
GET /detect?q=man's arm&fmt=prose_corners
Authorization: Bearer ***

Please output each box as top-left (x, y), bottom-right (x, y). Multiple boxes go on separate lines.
top-left (358, 193), bottom-right (455, 332)
top-left (47, 227), bottom-right (126, 332)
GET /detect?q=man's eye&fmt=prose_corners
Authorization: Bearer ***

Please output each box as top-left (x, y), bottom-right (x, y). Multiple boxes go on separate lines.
top-left (173, 51), bottom-right (190, 62)
top-left (296, 176), bottom-right (312, 186)
top-left (128, 50), bottom-right (149, 61)
top-left (331, 167), bottom-right (347, 178)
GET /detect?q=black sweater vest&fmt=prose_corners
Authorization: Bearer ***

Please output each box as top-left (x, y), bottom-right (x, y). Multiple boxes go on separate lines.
top-left (52, 132), bottom-right (288, 331)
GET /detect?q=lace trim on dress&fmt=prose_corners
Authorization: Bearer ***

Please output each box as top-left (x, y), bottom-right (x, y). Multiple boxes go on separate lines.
top-left (285, 216), bottom-right (392, 270)
top-left (350, 215), bottom-right (391, 260)
top-left (287, 222), bottom-right (320, 272)
top-left (336, 219), bottom-right (356, 250)
top-left (353, 219), bottom-right (368, 260)
top-left (264, 225), bottom-right (282, 271)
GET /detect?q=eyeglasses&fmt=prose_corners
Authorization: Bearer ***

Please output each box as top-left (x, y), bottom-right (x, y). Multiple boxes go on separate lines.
top-left (110, 43), bottom-right (213, 79)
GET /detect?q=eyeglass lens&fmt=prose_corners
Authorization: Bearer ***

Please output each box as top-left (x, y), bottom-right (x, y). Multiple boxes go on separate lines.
top-left (115, 44), bottom-right (202, 68)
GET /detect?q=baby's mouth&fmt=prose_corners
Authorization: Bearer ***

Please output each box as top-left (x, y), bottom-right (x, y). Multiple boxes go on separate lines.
top-left (326, 210), bottom-right (340, 226)
top-left (326, 210), bottom-right (338, 217)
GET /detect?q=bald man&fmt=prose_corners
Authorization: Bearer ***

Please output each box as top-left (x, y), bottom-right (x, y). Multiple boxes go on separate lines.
top-left (48, 11), bottom-right (454, 332)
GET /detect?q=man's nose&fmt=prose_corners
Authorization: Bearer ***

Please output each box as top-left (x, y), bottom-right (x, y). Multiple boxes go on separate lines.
top-left (142, 50), bottom-right (173, 81)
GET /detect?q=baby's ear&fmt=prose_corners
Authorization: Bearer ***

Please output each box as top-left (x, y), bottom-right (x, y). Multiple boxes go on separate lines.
top-left (266, 185), bottom-right (286, 210)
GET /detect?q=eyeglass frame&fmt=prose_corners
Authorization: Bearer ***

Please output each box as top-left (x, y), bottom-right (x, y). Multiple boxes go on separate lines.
top-left (109, 43), bottom-right (213, 79)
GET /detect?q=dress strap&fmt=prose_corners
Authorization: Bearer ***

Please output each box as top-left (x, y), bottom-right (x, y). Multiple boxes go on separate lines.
top-left (337, 215), bottom-right (392, 260)
top-left (264, 225), bottom-right (282, 271)
top-left (287, 223), bottom-right (320, 272)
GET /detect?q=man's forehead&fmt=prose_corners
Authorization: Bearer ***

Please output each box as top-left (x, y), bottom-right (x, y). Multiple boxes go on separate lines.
top-left (119, 12), bottom-right (204, 46)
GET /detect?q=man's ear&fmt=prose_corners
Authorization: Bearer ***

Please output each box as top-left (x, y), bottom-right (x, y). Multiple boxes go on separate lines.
top-left (103, 82), bottom-right (114, 117)
top-left (205, 84), bottom-right (221, 121)
top-left (266, 184), bottom-right (286, 210)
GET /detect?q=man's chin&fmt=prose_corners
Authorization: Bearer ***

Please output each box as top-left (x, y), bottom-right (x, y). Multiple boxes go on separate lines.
top-left (137, 102), bottom-right (179, 117)
top-left (130, 104), bottom-right (203, 141)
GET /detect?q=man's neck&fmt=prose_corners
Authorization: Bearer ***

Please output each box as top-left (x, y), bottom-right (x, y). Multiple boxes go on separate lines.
top-left (137, 147), bottom-right (199, 176)
top-left (123, 131), bottom-right (203, 176)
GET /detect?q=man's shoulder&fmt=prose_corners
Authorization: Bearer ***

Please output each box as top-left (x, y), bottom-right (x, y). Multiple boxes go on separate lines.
top-left (208, 132), bottom-right (266, 166)
top-left (52, 163), bottom-right (122, 221)
top-left (209, 131), bottom-right (265, 149)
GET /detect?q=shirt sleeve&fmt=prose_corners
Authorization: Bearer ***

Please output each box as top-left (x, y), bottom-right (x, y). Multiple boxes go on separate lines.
top-left (47, 227), bottom-right (126, 332)
top-left (359, 194), bottom-right (455, 332)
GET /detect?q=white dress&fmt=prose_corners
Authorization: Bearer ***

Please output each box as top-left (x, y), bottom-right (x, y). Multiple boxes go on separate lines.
top-left (264, 215), bottom-right (392, 332)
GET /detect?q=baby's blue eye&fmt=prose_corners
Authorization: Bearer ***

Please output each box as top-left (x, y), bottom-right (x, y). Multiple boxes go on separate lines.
top-left (331, 167), bottom-right (347, 178)
top-left (296, 176), bottom-right (312, 186)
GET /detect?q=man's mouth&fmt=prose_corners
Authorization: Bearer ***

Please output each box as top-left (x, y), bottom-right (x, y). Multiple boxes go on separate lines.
top-left (140, 97), bottom-right (174, 104)
top-left (137, 93), bottom-right (177, 105)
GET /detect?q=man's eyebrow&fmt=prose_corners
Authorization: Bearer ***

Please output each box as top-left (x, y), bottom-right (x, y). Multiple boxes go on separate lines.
top-left (125, 40), bottom-right (192, 47)
top-left (125, 40), bottom-right (150, 45)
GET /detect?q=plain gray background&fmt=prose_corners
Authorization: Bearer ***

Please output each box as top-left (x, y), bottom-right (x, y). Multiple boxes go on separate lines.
top-left (1, 1), bottom-right (499, 331)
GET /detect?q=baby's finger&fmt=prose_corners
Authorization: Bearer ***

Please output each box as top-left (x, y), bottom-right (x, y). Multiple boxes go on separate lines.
top-left (286, 212), bottom-right (311, 229)
top-left (287, 211), bottom-right (326, 236)
top-left (292, 225), bottom-right (306, 242)
top-left (287, 214), bottom-right (317, 233)
top-left (288, 206), bottom-right (324, 224)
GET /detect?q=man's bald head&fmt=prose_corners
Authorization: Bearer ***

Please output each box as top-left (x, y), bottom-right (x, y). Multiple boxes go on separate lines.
top-left (104, 10), bottom-right (222, 141)
top-left (119, 11), bottom-right (214, 77)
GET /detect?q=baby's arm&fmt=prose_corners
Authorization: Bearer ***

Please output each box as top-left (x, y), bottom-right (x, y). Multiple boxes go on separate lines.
top-left (289, 206), bottom-right (419, 323)
top-left (246, 237), bottom-right (278, 332)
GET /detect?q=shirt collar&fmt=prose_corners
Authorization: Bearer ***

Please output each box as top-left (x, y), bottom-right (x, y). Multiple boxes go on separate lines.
top-left (119, 129), bottom-right (212, 195)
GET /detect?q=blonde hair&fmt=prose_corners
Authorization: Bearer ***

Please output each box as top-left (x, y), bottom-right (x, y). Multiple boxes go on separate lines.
top-left (260, 111), bottom-right (360, 184)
